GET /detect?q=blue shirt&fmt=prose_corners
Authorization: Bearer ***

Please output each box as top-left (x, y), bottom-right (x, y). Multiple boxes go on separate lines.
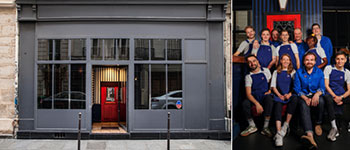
top-left (294, 40), bottom-right (308, 64)
top-left (294, 66), bottom-right (325, 96)
top-left (316, 36), bottom-right (333, 65)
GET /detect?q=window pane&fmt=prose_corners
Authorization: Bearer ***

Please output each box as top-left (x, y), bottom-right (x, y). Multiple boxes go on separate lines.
top-left (55, 39), bottom-right (69, 60)
top-left (104, 39), bottom-right (116, 60)
top-left (54, 64), bottom-right (69, 109)
top-left (71, 39), bottom-right (86, 60)
top-left (117, 39), bottom-right (129, 60)
top-left (91, 39), bottom-right (103, 60)
top-left (151, 39), bottom-right (165, 60)
top-left (167, 39), bottom-right (182, 60)
top-left (151, 65), bottom-right (166, 109)
top-left (235, 11), bottom-right (249, 31)
top-left (135, 64), bottom-right (149, 109)
top-left (135, 39), bottom-right (149, 60)
top-left (71, 64), bottom-right (86, 109)
top-left (38, 39), bottom-right (53, 60)
top-left (168, 64), bottom-right (182, 109)
top-left (37, 64), bottom-right (52, 109)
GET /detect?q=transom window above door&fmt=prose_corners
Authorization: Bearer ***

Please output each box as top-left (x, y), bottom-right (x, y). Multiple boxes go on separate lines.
top-left (134, 39), bottom-right (182, 61)
top-left (91, 39), bottom-right (130, 60)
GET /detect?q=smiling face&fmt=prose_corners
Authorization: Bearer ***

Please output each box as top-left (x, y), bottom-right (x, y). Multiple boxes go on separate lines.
top-left (294, 29), bottom-right (302, 41)
top-left (272, 30), bottom-right (279, 41)
top-left (245, 27), bottom-right (256, 39)
top-left (261, 30), bottom-right (271, 42)
top-left (280, 31), bottom-right (289, 42)
top-left (312, 25), bottom-right (321, 36)
top-left (304, 54), bottom-right (316, 69)
top-left (335, 54), bottom-right (347, 69)
top-left (280, 55), bottom-right (291, 69)
top-left (306, 37), bottom-right (316, 48)
top-left (247, 56), bottom-right (259, 71)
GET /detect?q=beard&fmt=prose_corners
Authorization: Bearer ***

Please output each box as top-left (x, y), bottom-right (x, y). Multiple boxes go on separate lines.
top-left (250, 64), bottom-right (258, 71)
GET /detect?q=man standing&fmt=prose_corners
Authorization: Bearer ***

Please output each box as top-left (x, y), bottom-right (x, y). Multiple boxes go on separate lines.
top-left (312, 23), bottom-right (333, 65)
top-left (294, 28), bottom-right (308, 64)
top-left (294, 52), bottom-right (326, 148)
top-left (234, 26), bottom-right (256, 57)
top-left (240, 55), bottom-right (274, 137)
top-left (271, 29), bottom-right (282, 47)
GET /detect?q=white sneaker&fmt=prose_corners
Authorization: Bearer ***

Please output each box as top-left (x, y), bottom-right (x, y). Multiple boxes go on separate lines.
top-left (280, 123), bottom-right (289, 137)
top-left (327, 127), bottom-right (339, 142)
top-left (274, 132), bottom-right (283, 147)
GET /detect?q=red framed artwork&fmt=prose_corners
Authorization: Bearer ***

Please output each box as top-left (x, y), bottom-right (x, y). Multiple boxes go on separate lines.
top-left (266, 14), bottom-right (301, 32)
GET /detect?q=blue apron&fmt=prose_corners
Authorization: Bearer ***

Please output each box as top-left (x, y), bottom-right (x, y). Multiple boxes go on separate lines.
top-left (307, 48), bottom-right (322, 67)
top-left (251, 69), bottom-right (269, 102)
top-left (274, 71), bottom-right (293, 103)
top-left (257, 44), bottom-right (273, 68)
top-left (328, 67), bottom-right (346, 114)
top-left (279, 45), bottom-right (297, 69)
top-left (244, 40), bottom-right (254, 57)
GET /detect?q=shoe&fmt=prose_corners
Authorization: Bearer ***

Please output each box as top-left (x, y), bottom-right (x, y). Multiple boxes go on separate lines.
top-left (301, 135), bottom-right (317, 149)
top-left (280, 123), bottom-right (289, 137)
top-left (327, 128), bottom-right (339, 142)
top-left (261, 127), bottom-right (273, 137)
top-left (240, 125), bottom-right (257, 136)
top-left (315, 125), bottom-right (322, 136)
top-left (274, 132), bottom-right (283, 147)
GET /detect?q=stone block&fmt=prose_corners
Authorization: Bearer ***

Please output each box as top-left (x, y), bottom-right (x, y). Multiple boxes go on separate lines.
top-left (1, 24), bottom-right (16, 36)
top-left (0, 37), bottom-right (15, 46)
top-left (0, 118), bottom-right (13, 134)
top-left (0, 65), bottom-right (15, 78)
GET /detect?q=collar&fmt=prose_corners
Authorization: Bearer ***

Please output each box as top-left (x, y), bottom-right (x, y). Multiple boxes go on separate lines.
top-left (302, 66), bottom-right (318, 75)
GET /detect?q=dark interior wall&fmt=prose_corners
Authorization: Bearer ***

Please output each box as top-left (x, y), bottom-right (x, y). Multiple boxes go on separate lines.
top-left (251, 0), bottom-right (323, 39)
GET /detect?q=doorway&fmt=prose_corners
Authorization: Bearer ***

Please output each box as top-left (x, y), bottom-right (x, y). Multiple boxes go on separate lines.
top-left (91, 66), bottom-right (127, 133)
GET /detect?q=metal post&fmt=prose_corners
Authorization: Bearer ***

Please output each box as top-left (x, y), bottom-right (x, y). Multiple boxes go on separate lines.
top-left (78, 112), bottom-right (81, 150)
top-left (167, 112), bottom-right (170, 150)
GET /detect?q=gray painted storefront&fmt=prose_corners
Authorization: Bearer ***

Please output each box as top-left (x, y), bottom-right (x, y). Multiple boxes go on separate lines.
top-left (16, 0), bottom-right (228, 138)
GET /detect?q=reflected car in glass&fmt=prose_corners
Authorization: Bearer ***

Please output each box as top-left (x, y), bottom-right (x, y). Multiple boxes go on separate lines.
top-left (151, 90), bottom-right (182, 109)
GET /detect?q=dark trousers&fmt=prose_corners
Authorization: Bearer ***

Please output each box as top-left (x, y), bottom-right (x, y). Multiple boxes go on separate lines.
top-left (242, 94), bottom-right (274, 119)
top-left (274, 96), bottom-right (299, 121)
top-left (324, 94), bottom-right (350, 118)
top-left (299, 95), bottom-right (325, 133)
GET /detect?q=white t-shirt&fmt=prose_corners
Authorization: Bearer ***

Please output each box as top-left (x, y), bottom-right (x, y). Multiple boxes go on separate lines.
top-left (245, 67), bottom-right (271, 87)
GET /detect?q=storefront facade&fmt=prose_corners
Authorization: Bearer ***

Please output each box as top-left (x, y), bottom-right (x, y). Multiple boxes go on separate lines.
top-left (17, 0), bottom-right (229, 139)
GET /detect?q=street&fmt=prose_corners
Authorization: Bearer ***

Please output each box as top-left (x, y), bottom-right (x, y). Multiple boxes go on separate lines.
top-left (0, 139), bottom-right (230, 150)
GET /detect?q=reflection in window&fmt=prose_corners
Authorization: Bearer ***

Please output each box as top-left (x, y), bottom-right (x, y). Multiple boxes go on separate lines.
top-left (38, 39), bottom-right (53, 60)
top-left (167, 39), bottom-right (182, 60)
top-left (55, 39), bottom-right (69, 60)
top-left (54, 64), bottom-right (69, 109)
top-left (134, 64), bottom-right (149, 109)
top-left (71, 39), bottom-right (86, 60)
top-left (91, 39), bottom-right (103, 60)
top-left (151, 39), bottom-right (165, 60)
top-left (71, 64), bottom-right (86, 109)
top-left (135, 39), bottom-right (149, 60)
top-left (37, 64), bottom-right (52, 109)
top-left (168, 64), bottom-right (182, 109)
top-left (151, 65), bottom-right (166, 109)
top-left (104, 39), bottom-right (116, 60)
top-left (117, 39), bottom-right (130, 60)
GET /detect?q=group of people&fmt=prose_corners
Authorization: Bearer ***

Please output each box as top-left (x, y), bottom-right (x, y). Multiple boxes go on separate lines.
top-left (235, 24), bottom-right (350, 148)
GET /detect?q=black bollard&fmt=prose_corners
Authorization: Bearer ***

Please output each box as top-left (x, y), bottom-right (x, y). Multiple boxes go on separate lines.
top-left (78, 112), bottom-right (81, 150)
top-left (167, 112), bottom-right (170, 150)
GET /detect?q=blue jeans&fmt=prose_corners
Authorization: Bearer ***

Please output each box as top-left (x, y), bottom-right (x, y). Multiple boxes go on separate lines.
top-left (299, 95), bottom-right (325, 133)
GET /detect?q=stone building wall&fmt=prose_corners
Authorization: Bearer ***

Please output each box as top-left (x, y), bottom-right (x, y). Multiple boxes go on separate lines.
top-left (0, 0), bottom-right (17, 135)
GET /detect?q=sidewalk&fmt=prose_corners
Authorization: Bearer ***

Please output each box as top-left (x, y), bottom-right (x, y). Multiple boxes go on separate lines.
top-left (0, 139), bottom-right (230, 150)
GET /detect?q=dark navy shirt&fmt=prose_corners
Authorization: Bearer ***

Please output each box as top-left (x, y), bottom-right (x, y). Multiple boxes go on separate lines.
top-left (294, 66), bottom-right (325, 96)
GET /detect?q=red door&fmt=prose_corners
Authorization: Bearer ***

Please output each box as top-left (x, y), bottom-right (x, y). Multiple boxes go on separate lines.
top-left (101, 85), bottom-right (119, 121)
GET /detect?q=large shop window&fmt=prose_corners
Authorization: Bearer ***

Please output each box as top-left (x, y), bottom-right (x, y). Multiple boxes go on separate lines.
top-left (37, 39), bottom-right (86, 109)
top-left (134, 39), bottom-right (182, 110)
top-left (91, 39), bottom-right (130, 60)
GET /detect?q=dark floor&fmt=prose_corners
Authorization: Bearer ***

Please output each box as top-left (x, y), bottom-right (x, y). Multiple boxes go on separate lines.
top-left (234, 124), bottom-right (350, 150)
